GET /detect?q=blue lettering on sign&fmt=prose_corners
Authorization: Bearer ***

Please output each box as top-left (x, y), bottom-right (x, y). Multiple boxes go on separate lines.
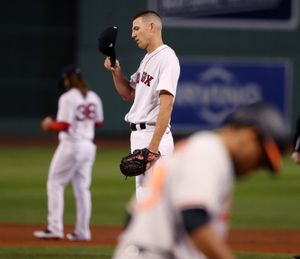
top-left (172, 59), bottom-right (291, 133)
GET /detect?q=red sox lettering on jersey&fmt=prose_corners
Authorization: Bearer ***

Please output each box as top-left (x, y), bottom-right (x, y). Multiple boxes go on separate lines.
top-left (126, 44), bottom-right (180, 127)
top-left (136, 71), bottom-right (154, 87)
top-left (123, 45), bottom-right (180, 203)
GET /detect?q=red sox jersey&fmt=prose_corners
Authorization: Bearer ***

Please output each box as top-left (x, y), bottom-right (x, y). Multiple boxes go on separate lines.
top-left (113, 132), bottom-right (234, 259)
top-left (57, 88), bottom-right (103, 141)
top-left (125, 44), bottom-right (180, 125)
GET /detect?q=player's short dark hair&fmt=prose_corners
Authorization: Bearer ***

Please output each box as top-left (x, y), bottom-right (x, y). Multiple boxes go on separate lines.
top-left (132, 10), bottom-right (161, 21)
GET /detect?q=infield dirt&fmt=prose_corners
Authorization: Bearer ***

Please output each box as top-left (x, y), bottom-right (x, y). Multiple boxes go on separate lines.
top-left (0, 224), bottom-right (299, 255)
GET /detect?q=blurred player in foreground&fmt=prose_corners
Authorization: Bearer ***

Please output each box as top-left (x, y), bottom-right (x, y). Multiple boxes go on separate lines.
top-left (112, 102), bottom-right (291, 259)
top-left (33, 65), bottom-right (104, 241)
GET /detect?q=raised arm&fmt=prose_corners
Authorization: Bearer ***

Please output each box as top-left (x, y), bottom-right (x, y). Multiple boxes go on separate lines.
top-left (104, 57), bottom-right (135, 101)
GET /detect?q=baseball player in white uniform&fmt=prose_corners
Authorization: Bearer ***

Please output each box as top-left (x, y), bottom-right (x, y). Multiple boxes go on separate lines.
top-left (33, 65), bottom-right (104, 241)
top-left (112, 103), bottom-right (290, 259)
top-left (104, 10), bottom-right (180, 202)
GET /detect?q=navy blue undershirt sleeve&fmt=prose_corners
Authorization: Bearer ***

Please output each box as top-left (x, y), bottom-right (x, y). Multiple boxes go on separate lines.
top-left (181, 208), bottom-right (211, 234)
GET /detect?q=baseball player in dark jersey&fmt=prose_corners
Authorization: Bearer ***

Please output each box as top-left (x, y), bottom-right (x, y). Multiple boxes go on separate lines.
top-left (291, 117), bottom-right (300, 164)
top-left (290, 117), bottom-right (300, 259)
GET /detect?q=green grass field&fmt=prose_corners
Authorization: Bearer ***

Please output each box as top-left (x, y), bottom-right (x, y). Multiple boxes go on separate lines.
top-left (0, 145), bottom-right (299, 258)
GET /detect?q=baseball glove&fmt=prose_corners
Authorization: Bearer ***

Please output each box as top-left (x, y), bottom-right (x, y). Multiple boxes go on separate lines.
top-left (120, 148), bottom-right (161, 177)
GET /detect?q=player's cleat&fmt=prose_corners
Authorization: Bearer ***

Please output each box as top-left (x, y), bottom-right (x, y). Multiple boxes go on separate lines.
top-left (66, 232), bottom-right (90, 241)
top-left (291, 256), bottom-right (300, 259)
top-left (33, 229), bottom-right (63, 239)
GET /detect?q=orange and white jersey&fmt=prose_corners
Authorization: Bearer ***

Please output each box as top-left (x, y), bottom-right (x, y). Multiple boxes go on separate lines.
top-left (57, 88), bottom-right (103, 142)
top-left (113, 132), bottom-right (234, 259)
top-left (125, 44), bottom-right (180, 125)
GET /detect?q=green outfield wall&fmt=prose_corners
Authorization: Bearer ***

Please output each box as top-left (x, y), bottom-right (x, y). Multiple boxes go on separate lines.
top-left (1, 0), bottom-right (299, 136)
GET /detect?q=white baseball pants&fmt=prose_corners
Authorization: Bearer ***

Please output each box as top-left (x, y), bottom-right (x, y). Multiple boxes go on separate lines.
top-left (46, 139), bottom-right (96, 239)
top-left (130, 127), bottom-right (174, 202)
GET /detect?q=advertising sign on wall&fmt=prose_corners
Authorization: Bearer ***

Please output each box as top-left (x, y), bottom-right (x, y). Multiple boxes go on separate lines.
top-left (172, 58), bottom-right (292, 133)
top-left (148, 0), bottom-right (298, 29)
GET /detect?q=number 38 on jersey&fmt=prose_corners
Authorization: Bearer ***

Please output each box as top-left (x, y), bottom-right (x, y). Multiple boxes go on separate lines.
top-left (75, 103), bottom-right (97, 121)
